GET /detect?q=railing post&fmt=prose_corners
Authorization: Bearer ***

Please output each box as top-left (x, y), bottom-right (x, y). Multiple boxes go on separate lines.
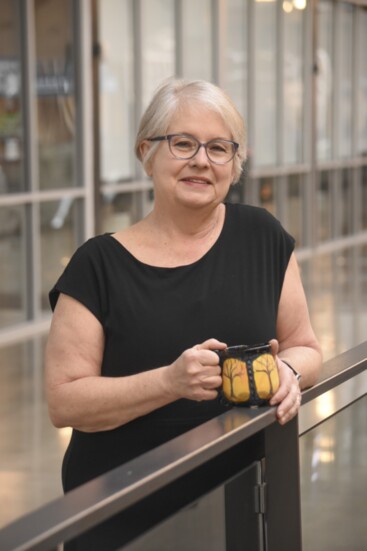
top-left (224, 460), bottom-right (265, 551)
top-left (263, 416), bottom-right (302, 551)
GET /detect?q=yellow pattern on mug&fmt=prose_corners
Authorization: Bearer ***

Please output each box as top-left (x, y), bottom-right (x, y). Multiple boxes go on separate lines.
top-left (222, 358), bottom-right (250, 403)
top-left (252, 353), bottom-right (280, 399)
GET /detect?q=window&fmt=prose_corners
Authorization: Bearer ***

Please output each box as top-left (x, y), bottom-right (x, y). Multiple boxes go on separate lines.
top-left (98, 0), bottom-right (134, 183)
top-left (254, 0), bottom-right (277, 166)
top-left (286, 174), bottom-right (304, 247)
top-left (337, 169), bottom-right (353, 237)
top-left (222, 0), bottom-right (248, 119)
top-left (40, 200), bottom-right (81, 312)
top-left (101, 191), bottom-right (153, 234)
top-left (283, 6), bottom-right (305, 164)
top-left (259, 177), bottom-right (276, 217)
top-left (0, 205), bottom-right (27, 327)
top-left (316, 170), bottom-right (332, 242)
top-left (336, 3), bottom-right (353, 158)
top-left (361, 167), bottom-right (367, 230)
top-left (317, 1), bottom-right (333, 161)
top-left (35, 0), bottom-right (77, 190)
top-left (181, 0), bottom-right (212, 80)
top-left (141, 0), bottom-right (175, 110)
top-left (357, 9), bottom-right (367, 157)
top-left (0, 0), bottom-right (23, 193)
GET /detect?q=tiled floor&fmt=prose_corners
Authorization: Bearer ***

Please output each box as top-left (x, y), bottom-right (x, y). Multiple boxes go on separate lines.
top-left (0, 246), bottom-right (366, 547)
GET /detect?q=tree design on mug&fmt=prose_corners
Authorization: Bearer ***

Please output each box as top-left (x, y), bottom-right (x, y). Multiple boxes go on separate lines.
top-left (252, 353), bottom-right (280, 399)
top-left (222, 353), bottom-right (279, 404)
top-left (222, 358), bottom-right (250, 403)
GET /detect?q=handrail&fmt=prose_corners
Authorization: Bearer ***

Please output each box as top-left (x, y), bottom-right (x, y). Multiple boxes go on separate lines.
top-left (301, 341), bottom-right (367, 404)
top-left (0, 342), bottom-right (366, 551)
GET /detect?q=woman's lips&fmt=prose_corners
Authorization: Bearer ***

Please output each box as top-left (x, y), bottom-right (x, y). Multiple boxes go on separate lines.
top-left (181, 177), bottom-right (212, 185)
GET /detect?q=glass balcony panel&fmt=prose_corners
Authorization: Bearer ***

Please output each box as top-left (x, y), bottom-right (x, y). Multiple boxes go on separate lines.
top-left (124, 487), bottom-right (226, 551)
top-left (300, 397), bottom-right (367, 551)
top-left (0, 205), bottom-right (27, 327)
top-left (0, 0), bottom-right (24, 193)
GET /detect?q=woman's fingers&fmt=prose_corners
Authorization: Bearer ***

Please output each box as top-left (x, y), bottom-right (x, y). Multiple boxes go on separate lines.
top-left (168, 339), bottom-right (225, 401)
top-left (276, 385), bottom-right (301, 425)
top-left (268, 338), bottom-right (279, 357)
top-left (270, 358), bottom-right (302, 424)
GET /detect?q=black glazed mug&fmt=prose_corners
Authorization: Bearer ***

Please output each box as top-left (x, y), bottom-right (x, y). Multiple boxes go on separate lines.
top-left (215, 343), bottom-right (280, 406)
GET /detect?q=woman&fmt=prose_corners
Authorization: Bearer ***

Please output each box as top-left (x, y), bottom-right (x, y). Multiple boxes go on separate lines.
top-left (45, 78), bottom-right (322, 548)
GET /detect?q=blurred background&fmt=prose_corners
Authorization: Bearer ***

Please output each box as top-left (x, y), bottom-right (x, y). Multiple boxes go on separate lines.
top-left (0, 0), bottom-right (366, 547)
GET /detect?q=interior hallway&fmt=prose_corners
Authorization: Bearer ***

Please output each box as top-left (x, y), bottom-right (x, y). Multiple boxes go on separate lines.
top-left (0, 245), bottom-right (366, 549)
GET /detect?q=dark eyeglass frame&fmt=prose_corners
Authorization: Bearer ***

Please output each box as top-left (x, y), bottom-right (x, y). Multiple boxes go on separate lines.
top-left (148, 133), bottom-right (239, 165)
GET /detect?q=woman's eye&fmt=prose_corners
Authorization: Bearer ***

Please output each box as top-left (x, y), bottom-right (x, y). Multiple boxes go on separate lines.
top-left (209, 142), bottom-right (227, 153)
top-left (174, 140), bottom-right (195, 149)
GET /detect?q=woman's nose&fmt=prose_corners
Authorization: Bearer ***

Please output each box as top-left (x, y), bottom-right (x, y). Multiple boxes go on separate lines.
top-left (190, 144), bottom-right (209, 166)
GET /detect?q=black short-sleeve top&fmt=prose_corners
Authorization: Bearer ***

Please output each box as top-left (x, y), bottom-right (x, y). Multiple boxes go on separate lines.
top-left (49, 202), bottom-right (295, 490)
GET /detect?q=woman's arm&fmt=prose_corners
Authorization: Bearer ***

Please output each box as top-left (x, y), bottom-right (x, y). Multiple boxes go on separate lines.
top-left (45, 293), bottom-right (224, 432)
top-left (269, 253), bottom-right (323, 424)
top-left (276, 253), bottom-right (322, 387)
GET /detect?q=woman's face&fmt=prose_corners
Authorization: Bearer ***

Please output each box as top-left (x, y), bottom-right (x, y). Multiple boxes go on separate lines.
top-left (143, 104), bottom-right (235, 210)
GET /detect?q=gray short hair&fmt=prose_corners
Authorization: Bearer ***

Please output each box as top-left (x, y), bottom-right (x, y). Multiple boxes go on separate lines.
top-left (135, 78), bottom-right (247, 183)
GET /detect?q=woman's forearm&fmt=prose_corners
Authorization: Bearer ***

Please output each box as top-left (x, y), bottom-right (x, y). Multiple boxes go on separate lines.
top-left (47, 337), bottom-right (224, 432)
top-left (278, 344), bottom-right (322, 390)
top-left (47, 366), bottom-right (176, 432)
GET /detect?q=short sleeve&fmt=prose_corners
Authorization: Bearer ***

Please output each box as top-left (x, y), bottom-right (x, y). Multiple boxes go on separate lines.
top-left (242, 205), bottom-right (295, 305)
top-left (277, 218), bottom-right (295, 269)
top-left (49, 238), bottom-right (107, 324)
top-left (271, 214), bottom-right (296, 302)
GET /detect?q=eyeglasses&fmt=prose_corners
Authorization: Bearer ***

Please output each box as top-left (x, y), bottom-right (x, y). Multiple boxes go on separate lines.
top-left (148, 134), bottom-right (239, 165)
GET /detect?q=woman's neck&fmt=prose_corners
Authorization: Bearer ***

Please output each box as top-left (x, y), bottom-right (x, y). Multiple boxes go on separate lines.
top-left (113, 202), bottom-right (226, 268)
top-left (147, 202), bottom-right (225, 241)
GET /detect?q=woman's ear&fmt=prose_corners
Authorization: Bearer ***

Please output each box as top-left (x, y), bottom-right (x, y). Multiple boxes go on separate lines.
top-left (139, 141), bottom-right (153, 176)
top-left (139, 140), bottom-right (150, 159)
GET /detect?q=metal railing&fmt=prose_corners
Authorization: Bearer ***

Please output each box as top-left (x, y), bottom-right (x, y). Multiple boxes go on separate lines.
top-left (0, 342), bottom-right (366, 551)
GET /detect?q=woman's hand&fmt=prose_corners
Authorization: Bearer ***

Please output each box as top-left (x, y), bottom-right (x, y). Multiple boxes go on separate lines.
top-left (269, 339), bottom-right (302, 425)
top-left (165, 338), bottom-right (227, 402)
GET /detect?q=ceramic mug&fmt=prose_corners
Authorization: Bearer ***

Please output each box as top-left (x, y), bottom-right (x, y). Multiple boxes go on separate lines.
top-left (215, 342), bottom-right (280, 406)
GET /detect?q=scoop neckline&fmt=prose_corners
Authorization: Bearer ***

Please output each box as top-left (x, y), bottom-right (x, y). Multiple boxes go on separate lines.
top-left (106, 203), bottom-right (229, 271)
